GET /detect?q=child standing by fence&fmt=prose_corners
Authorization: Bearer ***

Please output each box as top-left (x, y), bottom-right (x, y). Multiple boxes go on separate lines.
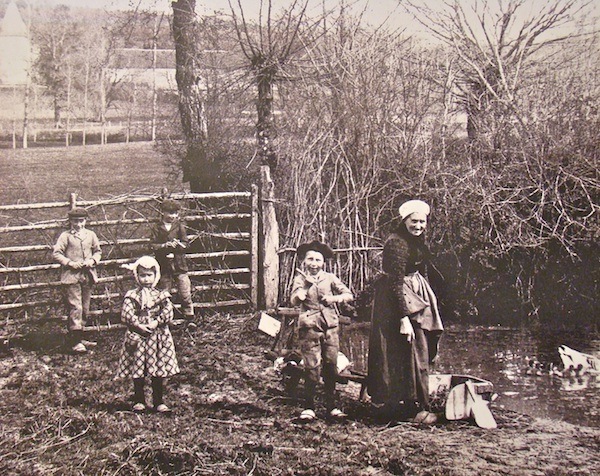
top-left (116, 256), bottom-right (180, 413)
top-left (290, 240), bottom-right (354, 422)
top-left (149, 199), bottom-right (194, 318)
top-left (52, 207), bottom-right (102, 354)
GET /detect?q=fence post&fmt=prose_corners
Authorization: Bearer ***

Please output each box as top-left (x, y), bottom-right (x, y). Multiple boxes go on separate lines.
top-left (259, 165), bottom-right (279, 311)
top-left (69, 193), bottom-right (77, 210)
top-left (250, 184), bottom-right (259, 310)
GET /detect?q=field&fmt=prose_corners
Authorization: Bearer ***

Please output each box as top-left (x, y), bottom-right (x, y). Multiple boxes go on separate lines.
top-left (0, 142), bottom-right (183, 204)
top-left (0, 144), bottom-right (599, 475)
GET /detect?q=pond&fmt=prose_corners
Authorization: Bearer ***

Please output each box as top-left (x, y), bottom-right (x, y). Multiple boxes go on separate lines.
top-left (341, 324), bottom-right (600, 428)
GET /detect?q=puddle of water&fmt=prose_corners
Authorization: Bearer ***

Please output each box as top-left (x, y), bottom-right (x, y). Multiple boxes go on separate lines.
top-left (340, 324), bottom-right (600, 427)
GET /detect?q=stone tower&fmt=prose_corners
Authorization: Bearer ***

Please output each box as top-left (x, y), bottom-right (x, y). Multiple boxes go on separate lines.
top-left (0, 0), bottom-right (31, 85)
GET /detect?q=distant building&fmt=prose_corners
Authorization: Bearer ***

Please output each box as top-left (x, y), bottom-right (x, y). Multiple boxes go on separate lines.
top-left (0, 0), bottom-right (31, 85)
top-left (109, 47), bottom-right (177, 91)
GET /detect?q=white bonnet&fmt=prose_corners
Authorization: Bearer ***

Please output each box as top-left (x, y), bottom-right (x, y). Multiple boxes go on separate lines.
top-left (122, 255), bottom-right (161, 287)
top-left (398, 199), bottom-right (430, 221)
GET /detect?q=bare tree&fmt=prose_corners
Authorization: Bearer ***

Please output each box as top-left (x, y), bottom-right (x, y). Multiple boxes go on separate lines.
top-left (228, 0), bottom-right (323, 171)
top-left (404, 0), bottom-right (592, 150)
top-left (171, 0), bottom-right (211, 190)
top-left (32, 4), bottom-right (81, 128)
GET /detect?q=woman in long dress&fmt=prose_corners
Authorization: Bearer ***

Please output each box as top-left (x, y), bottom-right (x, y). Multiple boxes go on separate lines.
top-left (367, 199), bottom-right (443, 422)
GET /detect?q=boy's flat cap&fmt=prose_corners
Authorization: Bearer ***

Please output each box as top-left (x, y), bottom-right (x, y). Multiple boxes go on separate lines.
top-left (296, 240), bottom-right (334, 260)
top-left (67, 207), bottom-right (88, 218)
top-left (161, 199), bottom-right (181, 212)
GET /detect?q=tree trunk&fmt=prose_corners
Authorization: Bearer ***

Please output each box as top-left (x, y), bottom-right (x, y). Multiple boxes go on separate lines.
top-left (256, 70), bottom-right (278, 170)
top-left (54, 96), bottom-right (62, 129)
top-left (172, 0), bottom-right (208, 191)
top-left (100, 68), bottom-right (107, 145)
top-left (260, 165), bottom-right (280, 310)
top-left (23, 76), bottom-right (30, 149)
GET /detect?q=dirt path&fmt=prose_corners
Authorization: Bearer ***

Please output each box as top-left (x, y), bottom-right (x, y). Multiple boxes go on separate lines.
top-left (0, 313), bottom-right (598, 475)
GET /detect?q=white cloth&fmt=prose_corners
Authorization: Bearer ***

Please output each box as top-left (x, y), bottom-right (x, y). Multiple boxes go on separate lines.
top-left (122, 255), bottom-right (162, 291)
top-left (398, 199), bottom-right (430, 220)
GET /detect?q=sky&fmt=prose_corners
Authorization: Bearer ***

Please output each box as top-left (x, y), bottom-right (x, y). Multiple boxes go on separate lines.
top-left (20, 0), bottom-right (600, 41)
top-left (37, 0), bottom-right (413, 30)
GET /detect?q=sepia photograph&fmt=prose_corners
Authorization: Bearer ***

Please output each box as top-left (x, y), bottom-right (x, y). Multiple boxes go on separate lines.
top-left (0, 0), bottom-right (598, 474)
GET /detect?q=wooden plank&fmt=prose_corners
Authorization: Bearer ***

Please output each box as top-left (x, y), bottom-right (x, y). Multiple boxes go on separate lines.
top-left (170, 191), bottom-right (251, 199)
top-left (0, 201), bottom-right (70, 211)
top-left (189, 232), bottom-right (250, 241)
top-left (0, 244), bottom-right (52, 253)
top-left (0, 191), bottom-right (250, 212)
top-left (185, 213), bottom-right (251, 221)
top-left (0, 263), bottom-right (61, 273)
top-left (0, 300), bottom-right (57, 311)
top-left (250, 184), bottom-right (259, 310)
top-left (0, 295), bottom-right (253, 312)
top-left (0, 236), bottom-right (249, 254)
top-left (192, 299), bottom-right (251, 308)
top-left (187, 250), bottom-right (249, 259)
top-left (277, 307), bottom-right (301, 316)
top-left (0, 262), bottom-right (251, 276)
top-left (193, 283), bottom-right (250, 292)
top-left (188, 268), bottom-right (250, 277)
top-left (0, 217), bottom-right (252, 234)
top-left (0, 218), bottom-right (152, 233)
top-left (0, 238), bottom-right (151, 253)
top-left (0, 274), bottom-right (128, 292)
top-left (82, 323), bottom-right (125, 332)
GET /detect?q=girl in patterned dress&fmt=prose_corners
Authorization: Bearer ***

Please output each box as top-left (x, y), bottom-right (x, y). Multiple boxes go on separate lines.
top-left (116, 256), bottom-right (180, 413)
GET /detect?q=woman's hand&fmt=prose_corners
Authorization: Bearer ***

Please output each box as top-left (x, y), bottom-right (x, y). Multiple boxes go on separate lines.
top-left (399, 316), bottom-right (415, 343)
top-left (147, 320), bottom-right (159, 330)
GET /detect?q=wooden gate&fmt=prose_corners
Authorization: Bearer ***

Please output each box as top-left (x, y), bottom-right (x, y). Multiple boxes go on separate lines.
top-left (0, 189), bottom-right (259, 334)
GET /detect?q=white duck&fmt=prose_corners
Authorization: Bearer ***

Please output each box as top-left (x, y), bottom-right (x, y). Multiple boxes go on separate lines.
top-left (558, 345), bottom-right (599, 373)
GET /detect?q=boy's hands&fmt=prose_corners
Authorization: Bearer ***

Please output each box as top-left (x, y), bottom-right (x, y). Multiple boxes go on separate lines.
top-left (295, 288), bottom-right (307, 301)
top-left (320, 295), bottom-right (338, 306)
top-left (164, 239), bottom-right (187, 249)
top-left (68, 259), bottom-right (96, 269)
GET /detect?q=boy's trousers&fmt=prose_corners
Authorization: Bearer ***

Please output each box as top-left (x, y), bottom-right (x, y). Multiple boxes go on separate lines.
top-left (160, 273), bottom-right (194, 316)
top-left (298, 316), bottom-right (339, 411)
top-left (64, 282), bottom-right (92, 331)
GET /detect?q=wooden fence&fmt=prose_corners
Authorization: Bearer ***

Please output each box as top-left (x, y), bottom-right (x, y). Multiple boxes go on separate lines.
top-left (0, 189), bottom-right (260, 335)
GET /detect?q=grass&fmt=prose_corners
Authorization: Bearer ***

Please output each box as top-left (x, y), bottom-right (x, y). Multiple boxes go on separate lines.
top-left (0, 142), bottom-right (183, 205)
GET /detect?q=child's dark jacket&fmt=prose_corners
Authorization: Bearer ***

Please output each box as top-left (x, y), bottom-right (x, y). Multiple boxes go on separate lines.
top-left (149, 220), bottom-right (189, 275)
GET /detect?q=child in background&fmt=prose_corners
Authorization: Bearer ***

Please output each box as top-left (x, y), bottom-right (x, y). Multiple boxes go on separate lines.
top-left (290, 240), bottom-right (354, 421)
top-left (52, 207), bottom-right (102, 354)
top-left (149, 199), bottom-right (194, 318)
top-left (116, 256), bottom-right (180, 413)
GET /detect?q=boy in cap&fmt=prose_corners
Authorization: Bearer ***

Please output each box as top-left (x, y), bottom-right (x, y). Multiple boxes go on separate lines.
top-left (52, 207), bottom-right (102, 353)
top-left (149, 199), bottom-right (194, 318)
top-left (290, 240), bottom-right (354, 421)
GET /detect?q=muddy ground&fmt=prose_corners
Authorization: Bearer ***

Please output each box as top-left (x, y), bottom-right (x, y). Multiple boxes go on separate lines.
top-left (0, 313), bottom-right (598, 475)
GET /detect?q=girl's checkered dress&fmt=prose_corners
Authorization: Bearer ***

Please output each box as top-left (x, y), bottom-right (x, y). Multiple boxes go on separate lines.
top-left (116, 288), bottom-right (180, 379)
